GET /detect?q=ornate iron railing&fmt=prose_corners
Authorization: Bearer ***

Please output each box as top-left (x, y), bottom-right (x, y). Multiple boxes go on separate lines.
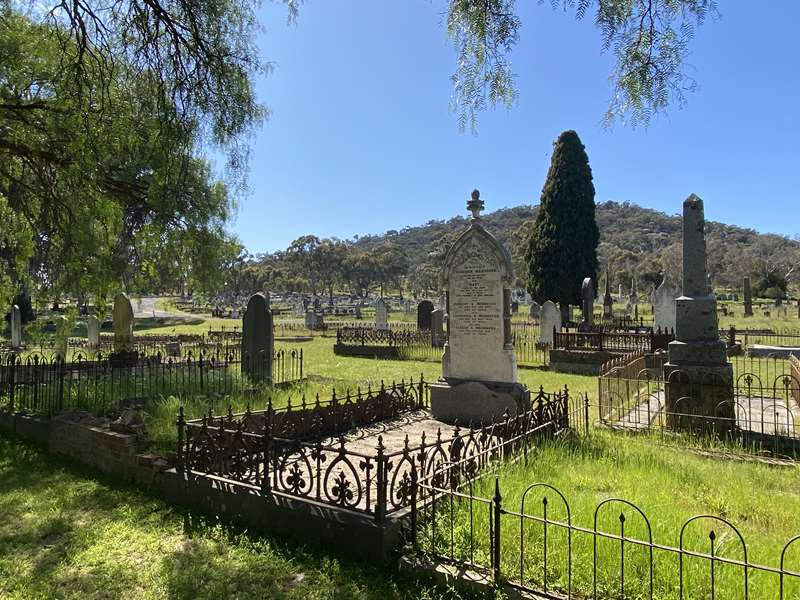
top-left (177, 382), bottom-right (572, 519)
top-left (554, 328), bottom-right (674, 353)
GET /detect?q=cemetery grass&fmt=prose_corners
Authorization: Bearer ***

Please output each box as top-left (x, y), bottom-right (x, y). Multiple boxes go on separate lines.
top-left (141, 337), bottom-right (596, 455)
top-left (0, 436), bottom-right (471, 600)
top-left (430, 429), bottom-right (800, 599)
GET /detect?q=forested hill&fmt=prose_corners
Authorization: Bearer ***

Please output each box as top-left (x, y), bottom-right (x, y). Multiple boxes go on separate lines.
top-left (352, 201), bottom-right (800, 292)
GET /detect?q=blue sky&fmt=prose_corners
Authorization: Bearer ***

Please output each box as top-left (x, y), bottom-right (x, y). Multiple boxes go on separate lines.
top-left (226, 1), bottom-right (800, 254)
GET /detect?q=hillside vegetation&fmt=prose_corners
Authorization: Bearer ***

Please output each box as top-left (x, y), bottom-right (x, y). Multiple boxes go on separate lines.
top-left (353, 201), bottom-right (800, 294)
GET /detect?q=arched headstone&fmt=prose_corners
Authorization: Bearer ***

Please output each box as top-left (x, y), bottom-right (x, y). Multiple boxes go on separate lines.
top-left (417, 300), bottom-right (434, 330)
top-left (539, 301), bottom-right (561, 345)
top-left (241, 292), bottom-right (273, 383)
top-left (10, 304), bottom-right (22, 349)
top-left (113, 293), bottom-right (134, 352)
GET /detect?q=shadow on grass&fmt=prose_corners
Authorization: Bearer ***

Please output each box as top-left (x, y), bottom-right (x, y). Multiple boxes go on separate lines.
top-left (0, 434), bottom-right (473, 600)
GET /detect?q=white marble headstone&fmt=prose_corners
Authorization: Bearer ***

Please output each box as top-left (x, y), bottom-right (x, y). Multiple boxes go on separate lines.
top-left (539, 300), bottom-right (561, 345)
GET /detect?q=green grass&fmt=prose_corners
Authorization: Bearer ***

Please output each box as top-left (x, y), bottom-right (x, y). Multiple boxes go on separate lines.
top-left (422, 429), bottom-right (800, 599)
top-left (0, 435), bottom-right (475, 600)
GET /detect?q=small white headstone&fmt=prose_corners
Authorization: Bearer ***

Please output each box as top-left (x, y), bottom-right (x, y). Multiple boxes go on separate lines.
top-left (375, 298), bottom-right (389, 330)
top-left (87, 315), bottom-right (100, 348)
top-left (54, 315), bottom-right (68, 359)
top-left (539, 301), bottom-right (561, 345)
top-left (653, 279), bottom-right (678, 332)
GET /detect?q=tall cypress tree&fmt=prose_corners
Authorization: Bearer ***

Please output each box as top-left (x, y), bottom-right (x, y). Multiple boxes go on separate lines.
top-left (525, 130), bottom-right (599, 319)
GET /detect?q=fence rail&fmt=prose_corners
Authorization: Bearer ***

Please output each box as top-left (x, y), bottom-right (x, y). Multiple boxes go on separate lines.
top-left (0, 348), bottom-right (304, 417)
top-left (554, 329), bottom-right (674, 353)
top-left (178, 382), bottom-right (572, 519)
top-left (413, 461), bottom-right (800, 599)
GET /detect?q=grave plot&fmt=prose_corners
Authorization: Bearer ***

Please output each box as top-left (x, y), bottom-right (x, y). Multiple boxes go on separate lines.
top-left (177, 379), bottom-right (572, 519)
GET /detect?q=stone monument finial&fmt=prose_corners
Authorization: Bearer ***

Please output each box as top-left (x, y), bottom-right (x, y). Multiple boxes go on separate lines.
top-left (467, 189), bottom-right (484, 221)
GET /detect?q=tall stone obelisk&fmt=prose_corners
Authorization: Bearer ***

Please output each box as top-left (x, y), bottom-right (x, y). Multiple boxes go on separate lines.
top-left (664, 195), bottom-right (733, 428)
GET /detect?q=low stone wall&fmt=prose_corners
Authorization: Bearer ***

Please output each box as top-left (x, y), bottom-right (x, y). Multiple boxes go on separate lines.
top-left (549, 349), bottom-right (621, 375)
top-left (1, 410), bottom-right (407, 561)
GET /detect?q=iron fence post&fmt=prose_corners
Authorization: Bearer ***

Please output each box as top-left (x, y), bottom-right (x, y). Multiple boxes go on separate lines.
top-left (57, 356), bottom-right (65, 413)
top-left (584, 393), bottom-right (590, 434)
top-left (410, 467), bottom-right (418, 551)
top-left (493, 477), bottom-right (502, 584)
top-left (176, 406), bottom-right (185, 473)
top-left (375, 436), bottom-right (387, 523)
top-left (8, 356), bottom-right (15, 413)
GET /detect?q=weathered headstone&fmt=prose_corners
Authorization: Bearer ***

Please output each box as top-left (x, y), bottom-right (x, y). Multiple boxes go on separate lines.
top-left (112, 293), bottom-right (134, 353)
top-left (54, 315), bottom-right (68, 360)
top-left (664, 195), bottom-right (732, 428)
top-left (529, 301), bottom-right (540, 321)
top-left (431, 190), bottom-right (529, 424)
top-left (417, 300), bottom-right (434, 330)
top-left (374, 298), bottom-right (389, 330)
top-left (431, 308), bottom-right (445, 347)
top-left (603, 271), bottom-right (614, 318)
top-left (10, 304), bottom-right (22, 349)
top-left (579, 277), bottom-right (594, 330)
top-left (241, 292), bottom-right (274, 383)
top-left (653, 276), bottom-right (678, 332)
top-left (743, 277), bottom-right (753, 317)
top-left (86, 315), bottom-right (100, 349)
top-left (539, 300), bottom-right (561, 346)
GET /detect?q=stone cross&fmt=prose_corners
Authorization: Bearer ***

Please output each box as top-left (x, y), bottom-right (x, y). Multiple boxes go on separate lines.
top-left (112, 292), bottom-right (134, 353)
top-left (10, 304), bottom-right (22, 349)
top-left (580, 277), bottom-right (594, 329)
top-left (539, 300), bottom-right (561, 346)
top-left (87, 315), bottom-right (100, 349)
top-left (241, 292), bottom-right (274, 383)
top-left (54, 315), bottom-right (68, 360)
top-left (743, 276), bottom-right (753, 317)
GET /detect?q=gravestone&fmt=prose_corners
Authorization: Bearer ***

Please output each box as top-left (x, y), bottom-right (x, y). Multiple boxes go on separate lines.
top-left (529, 301), bottom-right (540, 321)
top-left (10, 304), bottom-right (22, 349)
top-left (374, 298), bottom-right (389, 330)
top-left (539, 300), bottom-right (561, 346)
top-left (54, 315), bottom-right (68, 360)
top-left (579, 277), bottom-right (594, 330)
top-left (618, 284), bottom-right (624, 301)
top-left (664, 195), bottom-right (733, 428)
top-left (438, 293), bottom-right (446, 311)
top-left (241, 292), bottom-right (274, 383)
top-left (86, 315), bottom-right (100, 349)
top-left (743, 277), bottom-right (753, 317)
top-left (510, 300), bottom-right (519, 314)
top-left (112, 293), bottom-right (134, 353)
top-left (653, 276), bottom-right (678, 332)
top-left (431, 190), bottom-right (529, 424)
top-left (417, 300), bottom-right (434, 330)
top-left (431, 308), bottom-right (445, 347)
top-left (603, 271), bottom-right (614, 318)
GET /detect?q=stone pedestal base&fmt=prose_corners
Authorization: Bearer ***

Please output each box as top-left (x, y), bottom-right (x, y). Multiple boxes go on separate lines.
top-left (663, 361), bottom-right (734, 432)
top-left (430, 379), bottom-right (530, 426)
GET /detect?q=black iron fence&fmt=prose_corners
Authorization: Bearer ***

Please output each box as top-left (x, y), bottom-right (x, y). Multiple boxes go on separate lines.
top-left (725, 326), bottom-right (800, 349)
top-left (554, 328), bottom-right (674, 353)
top-left (412, 460), bottom-right (800, 598)
top-left (598, 355), bottom-right (800, 454)
top-left (0, 348), bottom-right (304, 417)
top-left (177, 381), bottom-right (572, 519)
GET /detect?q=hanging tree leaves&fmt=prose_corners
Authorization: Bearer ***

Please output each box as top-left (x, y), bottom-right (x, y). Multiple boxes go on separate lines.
top-left (446, 0), bottom-right (718, 129)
